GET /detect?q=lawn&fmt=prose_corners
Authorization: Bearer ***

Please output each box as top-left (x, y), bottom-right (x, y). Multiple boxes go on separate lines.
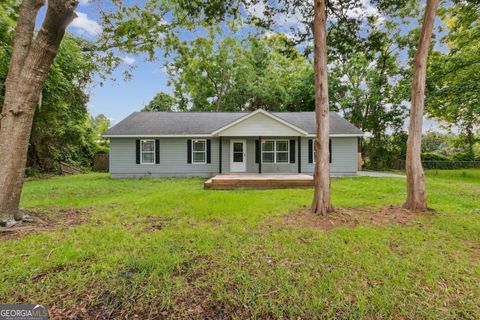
top-left (1, 170), bottom-right (479, 319)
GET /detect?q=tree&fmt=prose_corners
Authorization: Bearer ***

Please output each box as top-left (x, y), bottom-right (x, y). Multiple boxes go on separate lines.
top-left (426, 0), bottom-right (480, 158)
top-left (90, 114), bottom-right (110, 153)
top-left (310, 0), bottom-right (332, 215)
top-left (142, 92), bottom-right (176, 112)
top-left (91, 114), bottom-right (110, 136)
top-left (165, 32), bottom-right (313, 112)
top-left (421, 131), bottom-right (453, 154)
top-left (168, 35), bottom-right (240, 112)
top-left (2, 3), bottom-right (106, 175)
top-left (328, 19), bottom-right (410, 169)
top-left (404, 0), bottom-right (439, 211)
top-left (2, 9), bottom-right (102, 175)
top-left (0, 0), bottom-right (79, 226)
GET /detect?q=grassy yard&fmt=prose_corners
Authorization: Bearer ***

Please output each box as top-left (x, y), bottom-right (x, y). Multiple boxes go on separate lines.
top-left (1, 170), bottom-right (479, 319)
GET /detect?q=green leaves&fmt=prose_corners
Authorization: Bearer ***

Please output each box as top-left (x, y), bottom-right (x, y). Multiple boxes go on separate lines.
top-left (142, 92), bottom-right (176, 112)
top-left (163, 32), bottom-right (314, 112)
top-left (426, 1), bottom-right (480, 157)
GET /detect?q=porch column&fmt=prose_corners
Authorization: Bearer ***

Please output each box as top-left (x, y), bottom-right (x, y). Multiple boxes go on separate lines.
top-left (298, 137), bottom-right (301, 173)
top-left (219, 136), bottom-right (223, 173)
top-left (258, 136), bottom-right (262, 174)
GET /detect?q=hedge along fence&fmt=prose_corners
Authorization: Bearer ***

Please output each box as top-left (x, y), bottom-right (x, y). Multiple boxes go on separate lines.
top-left (393, 160), bottom-right (480, 170)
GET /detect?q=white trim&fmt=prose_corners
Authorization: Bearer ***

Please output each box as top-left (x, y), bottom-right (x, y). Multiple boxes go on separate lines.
top-left (261, 139), bottom-right (290, 164)
top-left (211, 109), bottom-right (309, 136)
top-left (140, 139), bottom-right (155, 165)
top-left (191, 139), bottom-right (207, 164)
top-left (230, 139), bottom-right (247, 172)
top-left (104, 134), bottom-right (212, 138)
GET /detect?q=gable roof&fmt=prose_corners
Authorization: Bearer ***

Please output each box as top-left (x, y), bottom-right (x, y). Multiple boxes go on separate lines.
top-left (211, 109), bottom-right (308, 136)
top-left (103, 110), bottom-right (364, 137)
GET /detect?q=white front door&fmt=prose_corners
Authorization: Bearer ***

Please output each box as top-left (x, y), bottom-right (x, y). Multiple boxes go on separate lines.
top-left (230, 140), bottom-right (246, 172)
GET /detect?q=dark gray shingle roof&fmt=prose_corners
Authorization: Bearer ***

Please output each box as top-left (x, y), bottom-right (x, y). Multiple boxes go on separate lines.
top-left (103, 111), bottom-right (363, 136)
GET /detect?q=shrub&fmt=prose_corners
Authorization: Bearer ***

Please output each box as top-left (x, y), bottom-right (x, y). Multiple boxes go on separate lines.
top-left (421, 152), bottom-right (450, 161)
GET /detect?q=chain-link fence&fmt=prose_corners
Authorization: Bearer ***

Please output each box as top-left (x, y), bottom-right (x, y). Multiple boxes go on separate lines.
top-left (392, 160), bottom-right (480, 171)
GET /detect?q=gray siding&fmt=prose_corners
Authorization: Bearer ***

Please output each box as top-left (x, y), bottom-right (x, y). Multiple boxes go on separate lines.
top-left (109, 136), bottom-right (358, 178)
top-left (301, 137), bottom-right (358, 175)
top-left (110, 138), bottom-right (220, 178)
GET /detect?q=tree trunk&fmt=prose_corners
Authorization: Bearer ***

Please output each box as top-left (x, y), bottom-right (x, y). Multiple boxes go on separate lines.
top-left (0, 0), bottom-right (79, 225)
top-left (465, 126), bottom-right (475, 158)
top-left (311, 0), bottom-right (333, 215)
top-left (404, 0), bottom-right (439, 211)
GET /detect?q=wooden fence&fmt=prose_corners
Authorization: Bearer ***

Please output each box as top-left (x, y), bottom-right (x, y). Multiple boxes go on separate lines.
top-left (93, 153), bottom-right (109, 172)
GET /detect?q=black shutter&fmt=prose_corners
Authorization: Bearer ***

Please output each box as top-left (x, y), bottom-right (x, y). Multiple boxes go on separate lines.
top-left (329, 139), bottom-right (332, 163)
top-left (206, 139), bottom-right (211, 164)
top-left (255, 140), bottom-right (260, 163)
top-left (155, 140), bottom-right (160, 164)
top-left (290, 139), bottom-right (295, 163)
top-left (136, 140), bottom-right (140, 164)
top-left (297, 137), bottom-right (301, 173)
top-left (187, 139), bottom-right (192, 164)
top-left (308, 139), bottom-right (313, 163)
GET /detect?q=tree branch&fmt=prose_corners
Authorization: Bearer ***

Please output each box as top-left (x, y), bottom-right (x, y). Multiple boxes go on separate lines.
top-left (4, 0), bottom-right (45, 90)
top-left (10, 0), bottom-right (79, 114)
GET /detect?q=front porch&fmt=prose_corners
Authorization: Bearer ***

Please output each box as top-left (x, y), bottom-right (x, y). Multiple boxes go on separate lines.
top-left (204, 173), bottom-right (314, 190)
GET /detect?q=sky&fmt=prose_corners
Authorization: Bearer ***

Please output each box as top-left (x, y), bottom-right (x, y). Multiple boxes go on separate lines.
top-left (62, 0), bottom-right (445, 132)
top-left (64, 1), bottom-right (169, 125)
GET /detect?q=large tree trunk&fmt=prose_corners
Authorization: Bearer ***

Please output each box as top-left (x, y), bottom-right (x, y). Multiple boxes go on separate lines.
top-left (404, 0), bottom-right (439, 211)
top-left (311, 0), bottom-right (333, 215)
top-left (0, 0), bottom-right (79, 226)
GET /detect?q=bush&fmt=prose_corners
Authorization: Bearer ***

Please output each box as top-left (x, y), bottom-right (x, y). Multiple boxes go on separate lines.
top-left (451, 152), bottom-right (476, 161)
top-left (421, 152), bottom-right (450, 161)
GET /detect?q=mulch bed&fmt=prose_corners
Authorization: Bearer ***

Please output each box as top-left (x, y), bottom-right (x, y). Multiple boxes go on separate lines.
top-left (0, 208), bottom-right (90, 241)
top-left (281, 205), bottom-right (432, 231)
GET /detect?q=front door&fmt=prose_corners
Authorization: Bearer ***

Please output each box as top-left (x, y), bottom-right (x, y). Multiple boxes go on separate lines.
top-left (230, 140), bottom-right (246, 172)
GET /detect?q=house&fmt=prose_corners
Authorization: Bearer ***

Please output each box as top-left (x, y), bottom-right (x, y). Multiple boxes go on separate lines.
top-left (103, 109), bottom-right (363, 178)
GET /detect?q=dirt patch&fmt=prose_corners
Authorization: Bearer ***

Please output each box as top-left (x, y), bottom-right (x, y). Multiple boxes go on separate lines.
top-left (281, 205), bottom-right (429, 231)
top-left (464, 239), bottom-right (480, 263)
top-left (127, 215), bottom-right (180, 232)
top-left (47, 254), bottom-right (244, 320)
top-left (0, 208), bottom-right (90, 241)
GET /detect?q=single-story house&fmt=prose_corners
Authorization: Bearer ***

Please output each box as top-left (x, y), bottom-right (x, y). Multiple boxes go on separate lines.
top-left (103, 109), bottom-right (363, 178)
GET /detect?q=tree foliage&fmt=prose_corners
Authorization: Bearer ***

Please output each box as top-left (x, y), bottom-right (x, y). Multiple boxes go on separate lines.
top-left (163, 32), bottom-right (314, 112)
top-left (142, 92), bottom-right (176, 112)
top-left (0, 4), bottom-right (100, 173)
top-left (426, 0), bottom-right (480, 158)
top-left (329, 18), bottom-right (411, 168)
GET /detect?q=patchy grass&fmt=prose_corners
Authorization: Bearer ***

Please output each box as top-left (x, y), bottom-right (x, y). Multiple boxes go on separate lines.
top-left (0, 170), bottom-right (479, 319)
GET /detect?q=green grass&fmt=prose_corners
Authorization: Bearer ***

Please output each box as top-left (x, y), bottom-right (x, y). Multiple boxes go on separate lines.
top-left (1, 170), bottom-right (479, 319)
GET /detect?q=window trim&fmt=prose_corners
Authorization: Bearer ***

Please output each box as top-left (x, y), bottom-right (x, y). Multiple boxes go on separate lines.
top-left (275, 140), bottom-right (290, 163)
top-left (140, 139), bottom-right (155, 165)
top-left (192, 139), bottom-right (207, 164)
top-left (261, 139), bottom-right (290, 164)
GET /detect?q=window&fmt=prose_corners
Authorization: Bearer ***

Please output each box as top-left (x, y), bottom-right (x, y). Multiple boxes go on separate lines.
top-left (192, 139), bottom-right (206, 164)
top-left (276, 140), bottom-right (289, 163)
top-left (141, 140), bottom-right (155, 164)
top-left (262, 140), bottom-right (275, 163)
top-left (262, 140), bottom-right (289, 163)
